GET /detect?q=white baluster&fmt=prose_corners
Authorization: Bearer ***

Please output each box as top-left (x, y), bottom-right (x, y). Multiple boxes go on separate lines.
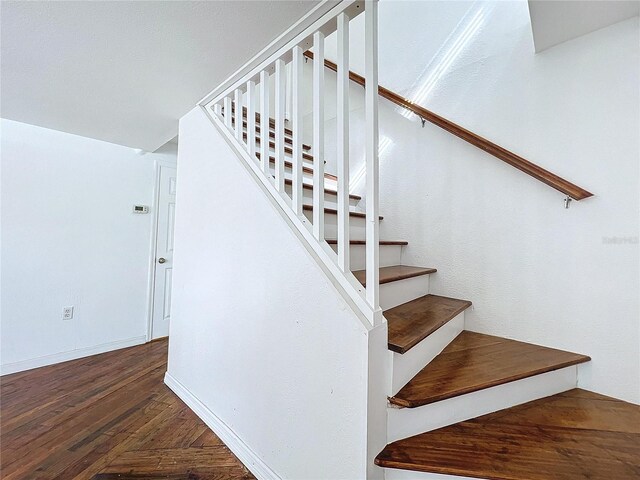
top-left (224, 97), bottom-right (232, 129)
top-left (291, 46), bottom-right (304, 216)
top-left (365, 0), bottom-right (380, 314)
top-left (337, 13), bottom-right (350, 273)
top-left (234, 88), bottom-right (242, 141)
top-left (312, 31), bottom-right (325, 241)
top-left (274, 59), bottom-right (286, 192)
top-left (246, 80), bottom-right (256, 159)
top-left (260, 70), bottom-right (270, 174)
top-left (213, 103), bottom-right (222, 117)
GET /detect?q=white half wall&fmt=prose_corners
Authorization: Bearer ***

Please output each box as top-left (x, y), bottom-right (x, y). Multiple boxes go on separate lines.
top-left (166, 107), bottom-right (374, 479)
top-left (1, 119), bottom-right (177, 374)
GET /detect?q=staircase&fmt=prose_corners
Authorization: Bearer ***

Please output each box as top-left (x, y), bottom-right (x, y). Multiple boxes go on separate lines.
top-left (197, 1), bottom-right (639, 478)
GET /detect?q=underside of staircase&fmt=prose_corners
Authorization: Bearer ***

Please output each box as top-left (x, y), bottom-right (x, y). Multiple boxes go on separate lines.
top-left (216, 111), bottom-right (639, 479)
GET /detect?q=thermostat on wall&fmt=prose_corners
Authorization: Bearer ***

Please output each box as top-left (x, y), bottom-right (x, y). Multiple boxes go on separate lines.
top-left (133, 205), bottom-right (149, 214)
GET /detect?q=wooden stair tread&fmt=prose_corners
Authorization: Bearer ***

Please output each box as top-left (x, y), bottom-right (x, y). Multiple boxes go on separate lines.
top-left (326, 239), bottom-right (408, 246)
top-left (389, 331), bottom-right (590, 408)
top-left (385, 295), bottom-right (472, 354)
top-left (284, 178), bottom-right (361, 201)
top-left (302, 204), bottom-right (382, 220)
top-left (242, 132), bottom-right (314, 161)
top-left (237, 120), bottom-right (312, 150)
top-left (376, 389), bottom-right (640, 480)
top-left (231, 105), bottom-right (294, 136)
top-left (255, 153), bottom-right (338, 181)
top-left (353, 265), bottom-right (437, 287)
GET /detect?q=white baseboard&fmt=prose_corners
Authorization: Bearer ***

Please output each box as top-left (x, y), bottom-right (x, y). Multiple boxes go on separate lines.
top-left (164, 372), bottom-right (281, 480)
top-left (0, 335), bottom-right (147, 376)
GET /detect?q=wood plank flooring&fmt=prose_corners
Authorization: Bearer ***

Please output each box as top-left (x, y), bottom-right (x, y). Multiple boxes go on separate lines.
top-left (0, 340), bottom-right (255, 480)
top-left (376, 389), bottom-right (640, 479)
top-left (390, 331), bottom-right (591, 408)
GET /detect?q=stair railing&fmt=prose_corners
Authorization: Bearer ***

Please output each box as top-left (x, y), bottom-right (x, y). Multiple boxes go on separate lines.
top-left (199, 0), bottom-right (382, 327)
top-left (305, 53), bottom-right (593, 204)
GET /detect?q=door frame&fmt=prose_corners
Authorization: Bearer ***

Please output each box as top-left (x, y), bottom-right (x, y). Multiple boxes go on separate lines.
top-left (146, 158), bottom-right (178, 342)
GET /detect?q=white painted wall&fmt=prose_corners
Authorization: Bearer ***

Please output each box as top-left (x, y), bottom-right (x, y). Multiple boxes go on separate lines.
top-left (165, 107), bottom-right (374, 479)
top-left (320, 2), bottom-right (639, 403)
top-left (1, 119), bottom-right (177, 374)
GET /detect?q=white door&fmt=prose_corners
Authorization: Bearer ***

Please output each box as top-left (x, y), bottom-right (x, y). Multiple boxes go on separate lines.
top-left (151, 164), bottom-right (177, 339)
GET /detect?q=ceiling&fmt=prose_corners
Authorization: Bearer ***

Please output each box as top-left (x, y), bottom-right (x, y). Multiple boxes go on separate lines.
top-left (1, 1), bottom-right (319, 151)
top-left (528, 0), bottom-right (639, 52)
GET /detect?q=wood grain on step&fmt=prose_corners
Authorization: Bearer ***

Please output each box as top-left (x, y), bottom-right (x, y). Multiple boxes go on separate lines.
top-left (385, 295), bottom-right (471, 354)
top-left (376, 389), bottom-right (640, 480)
top-left (352, 265), bottom-right (437, 287)
top-left (390, 331), bottom-right (590, 408)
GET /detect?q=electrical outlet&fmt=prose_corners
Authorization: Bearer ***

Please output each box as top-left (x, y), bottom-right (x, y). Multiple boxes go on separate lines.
top-left (62, 306), bottom-right (74, 320)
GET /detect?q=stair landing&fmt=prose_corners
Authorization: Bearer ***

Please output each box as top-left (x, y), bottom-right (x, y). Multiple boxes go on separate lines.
top-left (376, 389), bottom-right (640, 480)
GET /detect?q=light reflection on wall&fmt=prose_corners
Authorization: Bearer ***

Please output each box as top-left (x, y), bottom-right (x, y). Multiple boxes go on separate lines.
top-left (350, 135), bottom-right (393, 194)
top-left (400, 2), bottom-right (491, 119)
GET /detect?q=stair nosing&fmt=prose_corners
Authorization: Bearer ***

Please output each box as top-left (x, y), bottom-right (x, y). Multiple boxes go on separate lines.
top-left (326, 239), bottom-right (408, 246)
top-left (353, 265), bottom-right (437, 287)
top-left (376, 389), bottom-right (636, 480)
top-left (386, 294), bottom-right (472, 354)
top-left (242, 132), bottom-right (314, 161)
top-left (284, 179), bottom-right (361, 201)
top-left (255, 153), bottom-right (338, 181)
top-left (302, 204), bottom-right (383, 220)
top-left (389, 332), bottom-right (591, 408)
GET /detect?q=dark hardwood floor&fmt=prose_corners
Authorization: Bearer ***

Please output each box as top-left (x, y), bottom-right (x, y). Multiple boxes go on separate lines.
top-left (0, 339), bottom-right (255, 480)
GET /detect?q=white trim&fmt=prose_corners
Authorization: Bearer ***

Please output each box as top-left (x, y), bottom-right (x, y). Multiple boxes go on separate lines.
top-left (164, 372), bottom-right (281, 480)
top-left (0, 336), bottom-right (147, 376)
top-left (146, 158), bottom-right (178, 342)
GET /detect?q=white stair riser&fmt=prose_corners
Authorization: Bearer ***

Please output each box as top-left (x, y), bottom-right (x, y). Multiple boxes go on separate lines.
top-left (283, 183), bottom-right (359, 208)
top-left (268, 161), bottom-right (315, 176)
top-left (305, 210), bottom-right (370, 239)
top-left (383, 469), bottom-right (479, 480)
top-left (324, 219), bottom-right (367, 240)
top-left (328, 244), bottom-right (403, 270)
top-left (387, 365), bottom-right (578, 443)
top-left (380, 275), bottom-right (431, 311)
top-left (390, 313), bottom-right (464, 395)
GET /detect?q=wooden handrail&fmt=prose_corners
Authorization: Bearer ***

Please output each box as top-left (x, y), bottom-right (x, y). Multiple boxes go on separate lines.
top-left (304, 51), bottom-right (593, 201)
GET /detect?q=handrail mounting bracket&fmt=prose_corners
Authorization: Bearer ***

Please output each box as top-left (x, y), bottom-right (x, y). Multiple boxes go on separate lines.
top-left (564, 196), bottom-right (573, 209)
